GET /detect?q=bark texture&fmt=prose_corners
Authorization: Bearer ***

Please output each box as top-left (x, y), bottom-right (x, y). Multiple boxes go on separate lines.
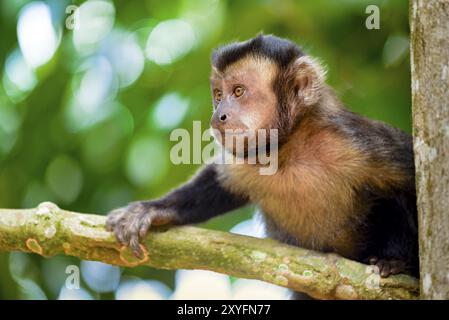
top-left (410, 0), bottom-right (449, 300)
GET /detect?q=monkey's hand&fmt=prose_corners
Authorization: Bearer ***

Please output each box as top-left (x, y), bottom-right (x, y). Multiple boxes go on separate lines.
top-left (105, 201), bottom-right (176, 258)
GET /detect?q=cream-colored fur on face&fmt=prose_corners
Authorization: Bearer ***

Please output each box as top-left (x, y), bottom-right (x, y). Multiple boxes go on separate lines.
top-left (210, 56), bottom-right (278, 132)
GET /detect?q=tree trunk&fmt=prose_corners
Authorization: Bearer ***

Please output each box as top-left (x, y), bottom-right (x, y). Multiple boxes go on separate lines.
top-left (410, 0), bottom-right (449, 300)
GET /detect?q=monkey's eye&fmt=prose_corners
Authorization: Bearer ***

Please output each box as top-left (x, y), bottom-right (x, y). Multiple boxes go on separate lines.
top-left (233, 86), bottom-right (245, 97)
top-left (214, 90), bottom-right (222, 102)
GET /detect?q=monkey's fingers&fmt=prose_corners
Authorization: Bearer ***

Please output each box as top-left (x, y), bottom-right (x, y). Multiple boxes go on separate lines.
top-left (129, 234), bottom-right (144, 259)
top-left (380, 263), bottom-right (391, 278)
top-left (113, 210), bottom-right (137, 245)
top-left (371, 259), bottom-right (407, 278)
top-left (124, 213), bottom-right (148, 258)
top-left (115, 219), bottom-right (130, 245)
top-left (138, 214), bottom-right (153, 239)
top-left (105, 208), bottom-right (125, 231)
top-left (367, 256), bottom-right (379, 265)
top-left (389, 260), bottom-right (406, 275)
top-left (381, 260), bottom-right (406, 277)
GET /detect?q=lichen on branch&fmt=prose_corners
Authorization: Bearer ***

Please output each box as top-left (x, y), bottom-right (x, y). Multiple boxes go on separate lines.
top-left (0, 202), bottom-right (419, 300)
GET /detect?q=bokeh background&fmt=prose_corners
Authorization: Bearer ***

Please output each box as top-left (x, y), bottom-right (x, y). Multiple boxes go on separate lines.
top-left (0, 0), bottom-right (411, 299)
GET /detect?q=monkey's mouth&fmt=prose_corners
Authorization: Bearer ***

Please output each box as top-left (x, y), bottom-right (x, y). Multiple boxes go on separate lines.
top-left (227, 130), bottom-right (252, 136)
top-left (212, 128), bottom-right (256, 142)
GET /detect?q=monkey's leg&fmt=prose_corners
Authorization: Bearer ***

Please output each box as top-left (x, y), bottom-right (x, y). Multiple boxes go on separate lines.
top-left (106, 164), bottom-right (248, 257)
top-left (362, 194), bottom-right (419, 278)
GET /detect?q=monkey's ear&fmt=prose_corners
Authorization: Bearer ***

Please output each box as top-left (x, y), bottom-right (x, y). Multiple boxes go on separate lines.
top-left (291, 56), bottom-right (327, 106)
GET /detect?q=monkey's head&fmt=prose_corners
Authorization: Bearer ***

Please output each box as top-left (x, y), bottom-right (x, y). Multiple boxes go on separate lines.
top-left (210, 34), bottom-right (326, 153)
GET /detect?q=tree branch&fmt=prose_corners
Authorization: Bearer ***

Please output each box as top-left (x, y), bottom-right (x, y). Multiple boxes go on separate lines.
top-left (0, 202), bottom-right (418, 300)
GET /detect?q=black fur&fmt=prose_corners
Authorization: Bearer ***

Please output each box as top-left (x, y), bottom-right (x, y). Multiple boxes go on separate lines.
top-left (325, 109), bottom-right (418, 276)
top-left (362, 192), bottom-right (419, 276)
top-left (105, 164), bottom-right (248, 258)
top-left (154, 165), bottom-right (249, 224)
top-left (211, 34), bottom-right (304, 72)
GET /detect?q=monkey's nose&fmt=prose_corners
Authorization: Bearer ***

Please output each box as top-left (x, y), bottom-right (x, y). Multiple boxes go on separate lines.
top-left (219, 114), bottom-right (228, 122)
top-left (211, 112), bottom-right (229, 130)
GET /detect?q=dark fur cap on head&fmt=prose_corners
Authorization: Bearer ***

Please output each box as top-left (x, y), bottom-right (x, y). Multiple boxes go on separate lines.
top-left (211, 34), bottom-right (304, 71)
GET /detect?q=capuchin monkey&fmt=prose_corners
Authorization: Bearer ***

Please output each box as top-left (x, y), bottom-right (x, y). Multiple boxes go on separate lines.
top-left (106, 35), bottom-right (419, 294)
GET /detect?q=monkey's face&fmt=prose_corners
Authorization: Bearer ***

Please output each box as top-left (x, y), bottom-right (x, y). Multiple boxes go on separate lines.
top-left (209, 49), bottom-right (327, 156)
top-left (209, 56), bottom-right (278, 152)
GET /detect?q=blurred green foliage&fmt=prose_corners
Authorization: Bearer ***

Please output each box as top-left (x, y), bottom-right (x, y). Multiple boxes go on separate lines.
top-left (0, 0), bottom-right (410, 299)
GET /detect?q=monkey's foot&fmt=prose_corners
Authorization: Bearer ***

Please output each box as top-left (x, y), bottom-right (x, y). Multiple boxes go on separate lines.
top-left (105, 201), bottom-right (174, 258)
top-left (367, 257), bottom-right (406, 278)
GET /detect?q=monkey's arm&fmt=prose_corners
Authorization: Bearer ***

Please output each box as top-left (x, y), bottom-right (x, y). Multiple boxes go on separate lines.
top-left (106, 164), bottom-right (249, 256)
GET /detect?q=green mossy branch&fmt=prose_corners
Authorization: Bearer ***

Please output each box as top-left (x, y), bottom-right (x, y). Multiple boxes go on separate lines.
top-left (0, 202), bottom-right (418, 300)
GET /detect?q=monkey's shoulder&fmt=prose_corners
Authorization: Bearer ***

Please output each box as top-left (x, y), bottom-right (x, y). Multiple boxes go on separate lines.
top-left (327, 110), bottom-right (413, 163)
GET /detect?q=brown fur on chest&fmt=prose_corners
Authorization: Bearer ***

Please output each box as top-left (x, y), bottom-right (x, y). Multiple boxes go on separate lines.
top-left (218, 124), bottom-right (406, 258)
